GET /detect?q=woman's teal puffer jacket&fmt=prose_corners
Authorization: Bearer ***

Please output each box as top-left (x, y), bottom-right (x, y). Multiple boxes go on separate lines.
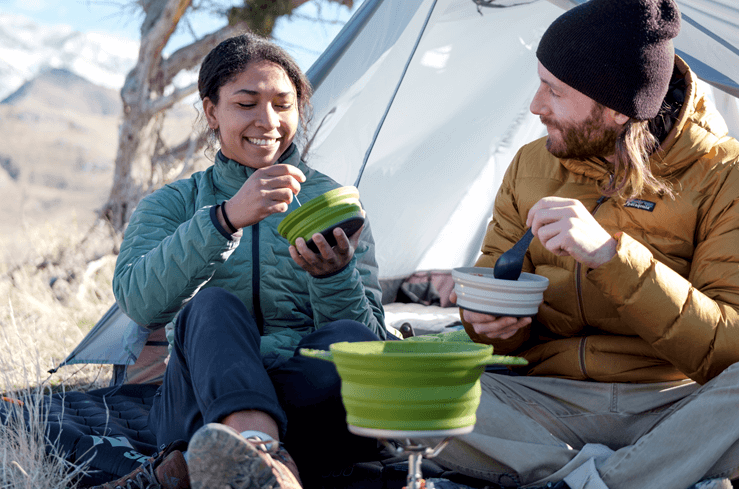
top-left (113, 145), bottom-right (386, 358)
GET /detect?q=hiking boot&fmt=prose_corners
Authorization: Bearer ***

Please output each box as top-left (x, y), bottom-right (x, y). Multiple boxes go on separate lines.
top-left (187, 423), bottom-right (302, 489)
top-left (87, 440), bottom-right (189, 489)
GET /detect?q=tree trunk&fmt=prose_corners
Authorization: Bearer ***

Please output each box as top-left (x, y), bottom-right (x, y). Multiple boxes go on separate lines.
top-left (100, 0), bottom-right (228, 234)
top-left (104, 112), bottom-right (163, 231)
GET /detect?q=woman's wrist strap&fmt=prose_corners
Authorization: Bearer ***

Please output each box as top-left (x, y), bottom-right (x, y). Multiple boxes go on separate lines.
top-left (221, 201), bottom-right (238, 234)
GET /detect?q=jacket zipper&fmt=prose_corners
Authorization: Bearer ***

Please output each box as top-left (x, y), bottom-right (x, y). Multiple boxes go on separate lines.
top-left (252, 223), bottom-right (264, 335)
top-left (578, 337), bottom-right (588, 378)
top-left (575, 194), bottom-right (608, 378)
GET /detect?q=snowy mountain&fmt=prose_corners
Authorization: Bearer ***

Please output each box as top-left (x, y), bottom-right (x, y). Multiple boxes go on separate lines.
top-left (0, 13), bottom-right (138, 100)
top-left (2, 68), bottom-right (121, 115)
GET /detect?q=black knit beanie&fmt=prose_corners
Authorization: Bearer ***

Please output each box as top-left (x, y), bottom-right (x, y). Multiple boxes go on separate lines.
top-left (536, 0), bottom-right (681, 120)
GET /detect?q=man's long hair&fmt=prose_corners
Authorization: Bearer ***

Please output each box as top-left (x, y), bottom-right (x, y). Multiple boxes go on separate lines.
top-left (598, 118), bottom-right (674, 201)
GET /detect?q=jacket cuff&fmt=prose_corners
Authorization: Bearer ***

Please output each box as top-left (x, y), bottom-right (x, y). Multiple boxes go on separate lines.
top-left (587, 232), bottom-right (653, 303)
top-left (210, 205), bottom-right (236, 240)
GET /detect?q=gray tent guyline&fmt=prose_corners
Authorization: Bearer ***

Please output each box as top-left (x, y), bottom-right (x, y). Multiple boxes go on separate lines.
top-left (52, 0), bottom-right (739, 385)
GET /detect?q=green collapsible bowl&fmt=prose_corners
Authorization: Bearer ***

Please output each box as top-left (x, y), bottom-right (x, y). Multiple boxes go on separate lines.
top-left (300, 341), bottom-right (527, 435)
top-left (277, 186), bottom-right (364, 253)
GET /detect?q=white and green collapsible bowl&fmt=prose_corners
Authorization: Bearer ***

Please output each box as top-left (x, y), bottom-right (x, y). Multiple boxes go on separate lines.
top-left (300, 341), bottom-right (527, 435)
top-left (452, 267), bottom-right (549, 317)
top-left (277, 186), bottom-right (364, 253)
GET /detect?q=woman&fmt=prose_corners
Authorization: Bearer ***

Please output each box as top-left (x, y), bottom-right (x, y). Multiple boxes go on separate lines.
top-left (99, 33), bottom-right (386, 489)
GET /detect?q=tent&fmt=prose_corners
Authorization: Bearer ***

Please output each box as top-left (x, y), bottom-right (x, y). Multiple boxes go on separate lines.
top-left (53, 0), bottom-right (739, 383)
top-left (303, 0), bottom-right (739, 284)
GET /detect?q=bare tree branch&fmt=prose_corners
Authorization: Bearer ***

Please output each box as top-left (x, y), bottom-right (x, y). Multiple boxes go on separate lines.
top-left (161, 24), bottom-right (242, 87)
top-left (141, 0), bottom-right (191, 77)
top-left (153, 130), bottom-right (209, 171)
top-left (148, 82), bottom-right (199, 114)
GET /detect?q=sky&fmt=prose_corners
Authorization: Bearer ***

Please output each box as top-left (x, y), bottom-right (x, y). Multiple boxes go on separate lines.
top-left (0, 0), bottom-right (363, 72)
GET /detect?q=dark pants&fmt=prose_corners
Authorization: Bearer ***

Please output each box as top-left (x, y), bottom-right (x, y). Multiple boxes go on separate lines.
top-left (148, 287), bottom-right (383, 478)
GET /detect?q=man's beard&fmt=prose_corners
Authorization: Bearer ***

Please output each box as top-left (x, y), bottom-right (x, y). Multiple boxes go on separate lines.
top-left (542, 105), bottom-right (622, 160)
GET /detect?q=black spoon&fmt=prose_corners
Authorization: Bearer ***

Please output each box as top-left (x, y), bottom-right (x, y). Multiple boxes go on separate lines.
top-left (493, 228), bottom-right (534, 281)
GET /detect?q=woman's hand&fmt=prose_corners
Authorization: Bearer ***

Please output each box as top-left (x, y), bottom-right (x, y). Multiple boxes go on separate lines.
top-left (527, 196), bottom-right (616, 269)
top-left (448, 290), bottom-right (532, 340)
top-left (289, 222), bottom-right (365, 277)
top-left (221, 164), bottom-right (306, 229)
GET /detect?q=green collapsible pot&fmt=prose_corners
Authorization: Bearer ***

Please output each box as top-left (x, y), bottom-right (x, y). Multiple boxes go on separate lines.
top-left (277, 186), bottom-right (364, 253)
top-left (300, 341), bottom-right (526, 434)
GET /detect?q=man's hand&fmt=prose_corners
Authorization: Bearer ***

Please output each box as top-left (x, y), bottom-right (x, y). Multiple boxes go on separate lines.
top-left (449, 290), bottom-right (532, 340)
top-left (289, 221), bottom-right (364, 277)
top-left (527, 196), bottom-right (616, 269)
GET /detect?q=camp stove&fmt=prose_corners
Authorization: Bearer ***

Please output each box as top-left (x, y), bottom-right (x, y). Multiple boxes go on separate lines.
top-left (348, 425), bottom-right (473, 489)
top-left (300, 341), bottom-right (526, 488)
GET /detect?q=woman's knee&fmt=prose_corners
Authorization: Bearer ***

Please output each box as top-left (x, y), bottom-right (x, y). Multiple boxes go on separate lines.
top-left (176, 287), bottom-right (258, 343)
top-left (320, 319), bottom-right (381, 342)
top-left (184, 287), bottom-right (242, 315)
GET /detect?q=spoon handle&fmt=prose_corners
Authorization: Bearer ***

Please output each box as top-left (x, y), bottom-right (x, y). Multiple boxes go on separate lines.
top-left (512, 228), bottom-right (534, 253)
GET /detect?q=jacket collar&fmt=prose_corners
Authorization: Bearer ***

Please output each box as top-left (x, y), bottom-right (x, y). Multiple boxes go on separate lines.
top-left (653, 55), bottom-right (730, 178)
top-left (212, 144), bottom-right (300, 194)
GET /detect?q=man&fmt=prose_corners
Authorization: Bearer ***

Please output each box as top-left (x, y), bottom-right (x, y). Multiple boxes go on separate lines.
top-left (434, 0), bottom-right (739, 488)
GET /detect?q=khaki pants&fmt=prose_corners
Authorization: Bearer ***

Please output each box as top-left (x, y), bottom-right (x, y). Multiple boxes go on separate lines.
top-left (421, 362), bottom-right (739, 489)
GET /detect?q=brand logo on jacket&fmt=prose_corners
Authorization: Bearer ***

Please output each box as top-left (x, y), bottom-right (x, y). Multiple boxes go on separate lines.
top-left (624, 199), bottom-right (656, 212)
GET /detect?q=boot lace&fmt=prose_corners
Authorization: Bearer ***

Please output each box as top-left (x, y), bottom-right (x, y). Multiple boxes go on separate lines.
top-left (113, 462), bottom-right (159, 489)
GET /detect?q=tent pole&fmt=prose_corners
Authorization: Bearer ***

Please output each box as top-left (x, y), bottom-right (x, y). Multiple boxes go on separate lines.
top-left (353, 0), bottom-right (440, 188)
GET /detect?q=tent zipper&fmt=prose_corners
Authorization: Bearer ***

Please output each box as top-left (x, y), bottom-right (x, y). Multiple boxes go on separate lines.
top-left (575, 194), bottom-right (609, 378)
top-left (575, 194), bottom-right (609, 324)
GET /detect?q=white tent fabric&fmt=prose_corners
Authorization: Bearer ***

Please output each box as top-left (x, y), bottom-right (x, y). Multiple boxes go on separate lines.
top-left (305, 0), bottom-right (558, 280)
top-left (55, 0), bottom-right (739, 373)
top-left (674, 0), bottom-right (739, 97)
top-left (304, 0), bottom-right (739, 282)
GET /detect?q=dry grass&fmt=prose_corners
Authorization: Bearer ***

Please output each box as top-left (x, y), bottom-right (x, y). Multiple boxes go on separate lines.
top-left (0, 76), bottom-right (205, 487)
top-left (1, 387), bottom-right (92, 488)
top-left (1, 218), bottom-right (118, 488)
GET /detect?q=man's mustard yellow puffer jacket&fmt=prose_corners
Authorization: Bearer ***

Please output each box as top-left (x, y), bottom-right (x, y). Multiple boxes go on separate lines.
top-left (472, 57), bottom-right (739, 385)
